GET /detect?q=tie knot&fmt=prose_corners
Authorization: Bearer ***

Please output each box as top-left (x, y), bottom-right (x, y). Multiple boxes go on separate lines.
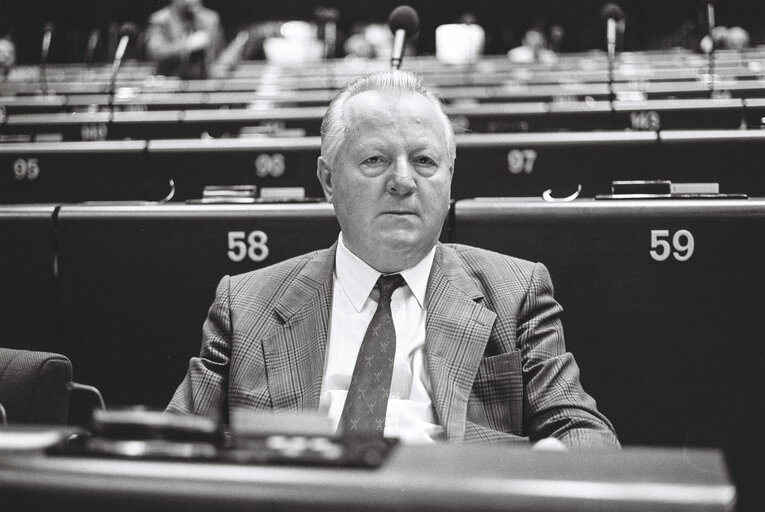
top-left (376, 274), bottom-right (405, 302)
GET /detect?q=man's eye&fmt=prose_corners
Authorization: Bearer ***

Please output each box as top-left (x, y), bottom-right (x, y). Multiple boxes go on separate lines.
top-left (414, 156), bottom-right (436, 166)
top-left (362, 156), bottom-right (384, 165)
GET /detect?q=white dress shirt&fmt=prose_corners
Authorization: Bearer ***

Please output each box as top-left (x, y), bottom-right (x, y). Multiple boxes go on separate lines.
top-left (319, 234), bottom-right (444, 443)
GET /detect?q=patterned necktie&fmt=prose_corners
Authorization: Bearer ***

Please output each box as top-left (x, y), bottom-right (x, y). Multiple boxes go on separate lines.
top-left (340, 274), bottom-right (405, 438)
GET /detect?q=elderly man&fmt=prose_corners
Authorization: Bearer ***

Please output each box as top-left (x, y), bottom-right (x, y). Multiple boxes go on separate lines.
top-left (168, 71), bottom-right (619, 449)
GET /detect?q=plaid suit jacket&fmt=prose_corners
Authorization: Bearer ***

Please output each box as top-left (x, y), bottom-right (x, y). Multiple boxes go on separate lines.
top-left (168, 242), bottom-right (619, 449)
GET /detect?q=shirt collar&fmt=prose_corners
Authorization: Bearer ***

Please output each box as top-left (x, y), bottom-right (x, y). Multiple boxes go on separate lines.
top-left (335, 233), bottom-right (435, 312)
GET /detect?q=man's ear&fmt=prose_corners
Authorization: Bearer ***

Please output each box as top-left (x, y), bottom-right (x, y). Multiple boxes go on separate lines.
top-left (316, 156), bottom-right (334, 203)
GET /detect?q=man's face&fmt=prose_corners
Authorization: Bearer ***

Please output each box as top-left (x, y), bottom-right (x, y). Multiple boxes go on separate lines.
top-left (318, 90), bottom-right (453, 273)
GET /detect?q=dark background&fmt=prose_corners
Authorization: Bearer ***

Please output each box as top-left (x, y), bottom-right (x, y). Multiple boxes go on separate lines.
top-left (1, 0), bottom-right (764, 64)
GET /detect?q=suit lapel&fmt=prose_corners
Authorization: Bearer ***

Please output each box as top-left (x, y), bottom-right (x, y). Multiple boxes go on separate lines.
top-left (425, 244), bottom-right (497, 442)
top-left (260, 245), bottom-right (336, 412)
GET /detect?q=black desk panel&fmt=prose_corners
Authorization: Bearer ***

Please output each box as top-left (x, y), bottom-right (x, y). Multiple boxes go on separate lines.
top-left (741, 98), bottom-right (765, 129)
top-left (0, 444), bottom-right (736, 512)
top-left (114, 108), bottom-right (325, 140)
top-left (451, 198), bottom-right (765, 512)
top-left (1, 110), bottom-right (326, 141)
top-left (0, 141), bottom-right (148, 204)
top-left (0, 95), bottom-right (68, 116)
top-left (2, 99), bottom-right (747, 142)
top-left (56, 204), bottom-right (340, 409)
top-left (611, 98), bottom-right (745, 130)
top-left (146, 138), bottom-right (323, 201)
top-left (449, 102), bottom-right (615, 133)
top-left (2, 108), bottom-right (324, 141)
top-left (1, 112), bottom-right (112, 142)
top-left (452, 132), bottom-right (658, 198)
top-left (0, 205), bottom-right (57, 352)
top-left (657, 130), bottom-right (765, 194)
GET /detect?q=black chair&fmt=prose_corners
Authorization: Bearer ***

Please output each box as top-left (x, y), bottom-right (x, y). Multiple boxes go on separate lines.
top-left (0, 348), bottom-right (73, 425)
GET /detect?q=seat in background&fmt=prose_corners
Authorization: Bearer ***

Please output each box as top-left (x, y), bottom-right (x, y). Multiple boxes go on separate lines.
top-left (0, 349), bottom-right (72, 425)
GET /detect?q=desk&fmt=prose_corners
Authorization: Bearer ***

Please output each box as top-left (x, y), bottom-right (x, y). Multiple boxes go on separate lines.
top-left (0, 443), bottom-right (736, 512)
top-left (56, 203), bottom-right (340, 409)
top-left (146, 138), bottom-right (324, 201)
top-left (0, 141), bottom-right (148, 204)
top-left (451, 197), bottom-right (765, 511)
top-left (0, 205), bottom-right (57, 351)
top-left (3, 129), bottom-right (765, 204)
top-left (1, 98), bottom-right (746, 142)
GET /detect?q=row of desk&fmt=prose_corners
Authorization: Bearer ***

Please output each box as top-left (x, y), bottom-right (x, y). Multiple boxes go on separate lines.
top-left (5, 78), bottom-right (765, 114)
top-left (1, 128), bottom-right (763, 203)
top-left (3, 97), bottom-right (765, 142)
top-left (8, 48), bottom-right (765, 94)
top-left (2, 198), bottom-right (764, 509)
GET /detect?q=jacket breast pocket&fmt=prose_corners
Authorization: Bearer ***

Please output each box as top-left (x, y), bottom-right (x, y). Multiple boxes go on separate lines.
top-left (467, 350), bottom-right (524, 436)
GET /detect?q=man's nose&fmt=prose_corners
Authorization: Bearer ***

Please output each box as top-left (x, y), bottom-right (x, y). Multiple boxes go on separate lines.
top-left (386, 157), bottom-right (416, 195)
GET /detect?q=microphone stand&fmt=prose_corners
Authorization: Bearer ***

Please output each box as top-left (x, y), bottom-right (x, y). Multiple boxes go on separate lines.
top-left (600, 4), bottom-right (624, 129)
top-left (706, 1), bottom-right (716, 97)
top-left (606, 18), bottom-right (617, 129)
top-left (108, 26), bottom-right (134, 116)
top-left (40, 26), bottom-right (52, 96)
top-left (85, 29), bottom-right (100, 65)
top-left (391, 29), bottom-right (406, 70)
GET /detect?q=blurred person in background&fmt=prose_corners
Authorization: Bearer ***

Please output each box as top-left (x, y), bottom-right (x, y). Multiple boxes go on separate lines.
top-left (145, 0), bottom-right (224, 79)
top-left (700, 25), bottom-right (750, 53)
top-left (507, 28), bottom-right (557, 64)
top-left (0, 35), bottom-right (16, 80)
top-left (343, 23), bottom-right (395, 60)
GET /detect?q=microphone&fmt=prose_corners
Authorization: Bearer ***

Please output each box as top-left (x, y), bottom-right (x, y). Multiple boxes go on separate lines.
top-left (109, 23), bottom-right (138, 103)
top-left (600, 3), bottom-right (624, 107)
top-left (40, 22), bottom-right (54, 94)
top-left (706, 0), bottom-right (717, 94)
top-left (707, 0), bottom-right (716, 40)
top-left (600, 3), bottom-right (624, 63)
top-left (41, 22), bottom-right (54, 63)
top-left (85, 28), bottom-right (101, 64)
top-left (388, 5), bottom-right (419, 70)
top-left (314, 6), bottom-right (340, 59)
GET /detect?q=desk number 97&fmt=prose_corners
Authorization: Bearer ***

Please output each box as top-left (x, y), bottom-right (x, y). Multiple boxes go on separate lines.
top-left (227, 231), bottom-right (269, 262)
top-left (650, 229), bottom-right (694, 262)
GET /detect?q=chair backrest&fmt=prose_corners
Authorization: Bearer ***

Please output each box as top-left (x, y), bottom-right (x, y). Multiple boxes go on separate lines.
top-left (0, 348), bottom-right (72, 424)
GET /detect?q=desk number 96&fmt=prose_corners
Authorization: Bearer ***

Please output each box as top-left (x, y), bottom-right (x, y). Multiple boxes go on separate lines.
top-left (227, 231), bottom-right (269, 262)
top-left (650, 229), bottom-right (694, 262)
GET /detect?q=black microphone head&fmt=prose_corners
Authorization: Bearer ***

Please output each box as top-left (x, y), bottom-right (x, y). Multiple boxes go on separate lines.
top-left (314, 6), bottom-right (340, 22)
top-left (388, 5), bottom-right (419, 36)
top-left (43, 22), bottom-right (55, 34)
top-left (119, 22), bottom-right (139, 38)
top-left (458, 12), bottom-right (478, 25)
top-left (600, 3), bottom-right (624, 21)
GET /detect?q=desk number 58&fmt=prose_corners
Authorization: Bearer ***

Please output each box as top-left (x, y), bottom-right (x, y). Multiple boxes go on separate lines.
top-left (650, 229), bottom-right (694, 262)
top-left (227, 231), bottom-right (269, 262)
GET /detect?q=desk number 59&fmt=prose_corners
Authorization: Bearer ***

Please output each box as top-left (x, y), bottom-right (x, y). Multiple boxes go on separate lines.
top-left (650, 229), bottom-right (694, 262)
top-left (227, 231), bottom-right (269, 262)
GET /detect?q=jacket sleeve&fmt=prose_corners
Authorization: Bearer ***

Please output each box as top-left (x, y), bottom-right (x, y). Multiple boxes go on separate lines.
top-left (166, 276), bottom-right (231, 421)
top-left (519, 263), bottom-right (620, 449)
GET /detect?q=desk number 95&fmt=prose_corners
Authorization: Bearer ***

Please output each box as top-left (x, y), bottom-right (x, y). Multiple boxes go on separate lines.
top-left (650, 229), bottom-right (694, 262)
top-left (227, 231), bottom-right (269, 262)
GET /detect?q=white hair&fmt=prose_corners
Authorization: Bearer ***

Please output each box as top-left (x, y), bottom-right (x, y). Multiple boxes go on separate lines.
top-left (320, 70), bottom-right (456, 168)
